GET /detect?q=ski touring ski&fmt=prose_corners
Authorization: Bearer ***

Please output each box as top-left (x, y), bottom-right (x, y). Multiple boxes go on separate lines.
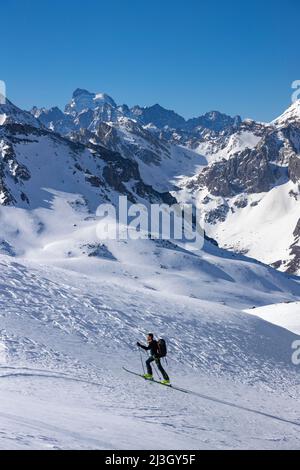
top-left (122, 367), bottom-right (189, 394)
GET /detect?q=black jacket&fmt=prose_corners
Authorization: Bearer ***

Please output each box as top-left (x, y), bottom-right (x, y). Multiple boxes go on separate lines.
top-left (139, 340), bottom-right (159, 357)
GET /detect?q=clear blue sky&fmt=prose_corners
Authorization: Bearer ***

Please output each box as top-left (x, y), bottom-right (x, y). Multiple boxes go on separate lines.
top-left (2, 0), bottom-right (299, 121)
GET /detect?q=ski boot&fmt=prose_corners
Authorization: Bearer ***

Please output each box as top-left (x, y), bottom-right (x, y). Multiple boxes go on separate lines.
top-left (161, 379), bottom-right (171, 386)
top-left (143, 373), bottom-right (153, 380)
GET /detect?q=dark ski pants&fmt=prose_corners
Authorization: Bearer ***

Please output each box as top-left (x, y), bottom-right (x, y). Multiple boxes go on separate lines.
top-left (146, 355), bottom-right (169, 380)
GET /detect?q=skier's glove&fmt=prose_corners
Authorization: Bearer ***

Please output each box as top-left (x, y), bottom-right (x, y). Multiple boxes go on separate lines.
top-left (136, 341), bottom-right (141, 347)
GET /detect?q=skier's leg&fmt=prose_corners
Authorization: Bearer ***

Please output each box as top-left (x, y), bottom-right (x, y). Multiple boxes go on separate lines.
top-left (156, 358), bottom-right (169, 381)
top-left (146, 356), bottom-right (155, 375)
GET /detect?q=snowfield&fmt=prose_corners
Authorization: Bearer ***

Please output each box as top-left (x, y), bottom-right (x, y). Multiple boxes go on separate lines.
top-left (245, 302), bottom-right (300, 335)
top-left (0, 194), bottom-right (299, 449)
top-left (197, 180), bottom-right (300, 269)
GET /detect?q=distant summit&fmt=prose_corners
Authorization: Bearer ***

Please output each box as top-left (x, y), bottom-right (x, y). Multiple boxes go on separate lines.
top-left (65, 89), bottom-right (117, 115)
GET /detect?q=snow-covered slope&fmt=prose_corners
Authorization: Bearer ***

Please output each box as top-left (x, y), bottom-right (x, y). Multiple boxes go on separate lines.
top-left (245, 301), bottom-right (300, 335)
top-left (188, 180), bottom-right (300, 272)
top-left (0, 122), bottom-right (174, 209)
top-left (0, 221), bottom-right (300, 449)
top-left (272, 100), bottom-right (300, 127)
top-left (0, 100), bottom-right (42, 128)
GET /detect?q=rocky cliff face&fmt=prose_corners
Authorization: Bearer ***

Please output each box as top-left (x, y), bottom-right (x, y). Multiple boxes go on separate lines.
top-left (188, 128), bottom-right (296, 196)
top-left (189, 149), bottom-right (277, 197)
top-left (289, 155), bottom-right (300, 183)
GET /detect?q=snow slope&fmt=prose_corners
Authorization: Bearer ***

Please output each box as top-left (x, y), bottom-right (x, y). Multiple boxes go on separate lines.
top-left (0, 100), bottom-right (41, 128)
top-left (0, 193), bottom-right (300, 449)
top-left (272, 100), bottom-right (300, 127)
top-left (245, 302), bottom-right (300, 335)
top-left (196, 180), bottom-right (300, 270)
top-left (0, 249), bottom-right (300, 449)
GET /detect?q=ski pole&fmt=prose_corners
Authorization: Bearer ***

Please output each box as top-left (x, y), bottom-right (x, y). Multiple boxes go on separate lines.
top-left (153, 360), bottom-right (161, 380)
top-left (139, 347), bottom-right (145, 375)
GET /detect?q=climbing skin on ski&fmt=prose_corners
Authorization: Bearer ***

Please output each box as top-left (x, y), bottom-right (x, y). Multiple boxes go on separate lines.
top-left (123, 367), bottom-right (176, 389)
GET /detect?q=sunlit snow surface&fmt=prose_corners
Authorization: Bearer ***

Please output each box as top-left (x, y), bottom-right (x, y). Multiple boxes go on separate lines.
top-left (0, 192), bottom-right (300, 449)
top-left (245, 302), bottom-right (300, 335)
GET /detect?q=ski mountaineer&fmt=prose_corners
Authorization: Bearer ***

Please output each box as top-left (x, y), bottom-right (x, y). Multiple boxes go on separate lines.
top-left (137, 333), bottom-right (170, 385)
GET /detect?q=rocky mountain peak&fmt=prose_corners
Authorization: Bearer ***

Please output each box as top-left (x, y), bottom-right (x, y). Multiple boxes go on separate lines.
top-left (72, 88), bottom-right (93, 98)
top-left (130, 103), bottom-right (186, 129)
top-left (65, 89), bottom-right (117, 116)
top-left (185, 111), bottom-right (242, 132)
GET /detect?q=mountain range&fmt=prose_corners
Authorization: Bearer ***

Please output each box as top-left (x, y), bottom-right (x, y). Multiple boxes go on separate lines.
top-left (1, 87), bottom-right (298, 273)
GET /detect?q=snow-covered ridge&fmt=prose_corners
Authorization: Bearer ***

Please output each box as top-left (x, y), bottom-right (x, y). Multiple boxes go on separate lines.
top-left (0, 99), bottom-right (42, 128)
top-left (272, 100), bottom-right (300, 127)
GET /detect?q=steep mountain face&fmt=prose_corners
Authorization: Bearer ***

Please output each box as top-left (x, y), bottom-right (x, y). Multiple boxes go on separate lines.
top-left (65, 88), bottom-right (117, 115)
top-left (185, 110), bottom-right (242, 132)
top-left (130, 103), bottom-right (186, 129)
top-left (70, 118), bottom-right (171, 166)
top-left (31, 106), bottom-right (74, 134)
top-left (67, 118), bottom-right (206, 193)
top-left (31, 89), bottom-right (121, 135)
top-left (190, 129), bottom-right (291, 197)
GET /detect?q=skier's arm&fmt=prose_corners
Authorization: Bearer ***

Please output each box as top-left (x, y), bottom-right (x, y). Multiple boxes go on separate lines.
top-left (137, 342), bottom-right (150, 350)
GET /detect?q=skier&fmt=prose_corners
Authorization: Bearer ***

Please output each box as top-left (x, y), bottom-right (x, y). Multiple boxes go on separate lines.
top-left (137, 333), bottom-right (170, 385)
